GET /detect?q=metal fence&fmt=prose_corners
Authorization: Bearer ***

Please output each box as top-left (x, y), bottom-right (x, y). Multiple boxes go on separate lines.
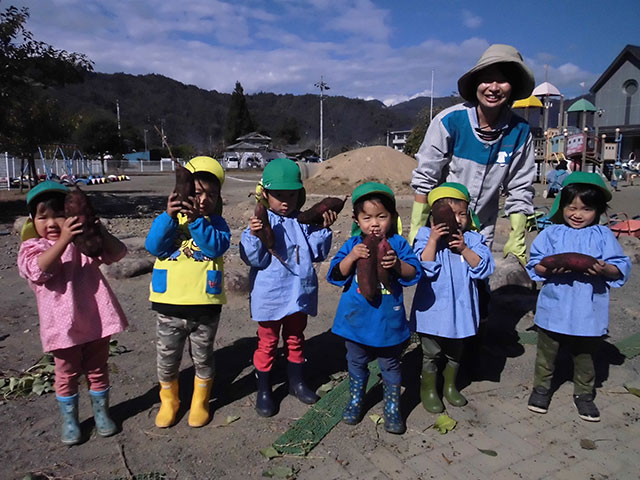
top-left (0, 153), bottom-right (179, 189)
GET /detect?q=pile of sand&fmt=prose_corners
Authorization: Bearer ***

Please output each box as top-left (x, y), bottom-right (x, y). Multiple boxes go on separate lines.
top-left (304, 146), bottom-right (417, 195)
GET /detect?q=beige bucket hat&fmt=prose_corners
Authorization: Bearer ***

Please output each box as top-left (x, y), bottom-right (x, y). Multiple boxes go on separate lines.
top-left (457, 44), bottom-right (534, 103)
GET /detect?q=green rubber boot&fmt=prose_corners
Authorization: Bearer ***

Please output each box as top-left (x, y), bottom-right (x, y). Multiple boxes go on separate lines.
top-left (443, 363), bottom-right (467, 407)
top-left (420, 370), bottom-right (444, 413)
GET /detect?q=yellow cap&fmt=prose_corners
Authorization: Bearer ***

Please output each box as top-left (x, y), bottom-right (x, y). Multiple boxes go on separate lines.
top-left (185, 156), bottom-right (225, 185)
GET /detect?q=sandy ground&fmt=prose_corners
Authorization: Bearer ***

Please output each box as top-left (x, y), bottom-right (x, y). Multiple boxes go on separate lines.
top-left (0, 151), bottom-right (639, 479)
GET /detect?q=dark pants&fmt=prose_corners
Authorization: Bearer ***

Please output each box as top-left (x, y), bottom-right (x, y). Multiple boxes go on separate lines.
top-left (533, 328), bottom-right (601, 395)
top-left (419, 334), bottom-right (465, 372)
top-left (345, 340), bottom-right (404, 385)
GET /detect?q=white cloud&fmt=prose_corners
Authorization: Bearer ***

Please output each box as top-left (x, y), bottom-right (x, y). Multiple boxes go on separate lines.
top-left (9, 1), bottom-right (597, 102)
top-left (461, 9), bottom-right (483, 29)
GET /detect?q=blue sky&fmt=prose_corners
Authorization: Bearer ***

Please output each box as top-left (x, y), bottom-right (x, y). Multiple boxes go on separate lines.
top-left (11, 0), bottom-right (640, 105)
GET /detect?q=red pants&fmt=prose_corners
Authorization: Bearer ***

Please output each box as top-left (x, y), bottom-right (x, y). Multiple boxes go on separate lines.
top-left (52, 336), bottom-right (111, 396)
top-left (254, 312), bottom-right (307, 372)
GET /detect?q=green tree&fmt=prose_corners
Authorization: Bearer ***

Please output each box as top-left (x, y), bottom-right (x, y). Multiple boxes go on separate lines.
top-left (224, 81), bottom-right (255, 145)
top-left (75, 117), bottom-right (120, 174)
top-left (279, 117), bottom-right (301, 145)
top-left (0, 4), bottom-right (92, 186)
top-left (403, 106), bottom-right (444, 157)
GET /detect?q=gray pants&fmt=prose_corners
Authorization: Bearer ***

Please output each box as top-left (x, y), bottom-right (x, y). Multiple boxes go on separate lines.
top-left (156, 312), bottom-right (221, 382)
top-left (420, 334), bottom-right (465, 373)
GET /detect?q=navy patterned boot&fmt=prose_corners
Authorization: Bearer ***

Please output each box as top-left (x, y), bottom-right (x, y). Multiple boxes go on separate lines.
top-left (383, 381), bottom-right (406, 434)
top-left (342, 374), bottom-right (368, 425)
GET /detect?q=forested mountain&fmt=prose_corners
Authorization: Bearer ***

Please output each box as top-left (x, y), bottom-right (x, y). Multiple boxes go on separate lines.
top-left (48, 71), bottom-right (461, 156)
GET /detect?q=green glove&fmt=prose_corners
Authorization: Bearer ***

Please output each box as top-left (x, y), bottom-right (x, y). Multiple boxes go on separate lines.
top-left (503, 213), bottom-right (528, 266)
top-left (408, 200), bottom-right (431, 246)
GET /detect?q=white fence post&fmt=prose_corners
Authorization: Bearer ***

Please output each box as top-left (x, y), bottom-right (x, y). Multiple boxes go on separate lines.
top-left (4, 152), bottom-right (9, 190)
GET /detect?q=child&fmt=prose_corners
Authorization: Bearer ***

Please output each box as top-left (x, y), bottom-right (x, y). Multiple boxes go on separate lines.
top-left (239, 158), bottom-right (336, 417)
top-left (17, 181), bottom-right (128, 445)
top-left (145, 156), bottom-right (230, 428)
top-left (526, 172), bottom-right (631, 422)
top-left (409, 183), bottom-right (495, 413)
top-left (327, 182), bottom-right (421, 434)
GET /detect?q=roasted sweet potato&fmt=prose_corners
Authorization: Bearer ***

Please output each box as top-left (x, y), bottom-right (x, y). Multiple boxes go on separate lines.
top-left (298, 197), bottom-right (347, 225)
top-left (253, 201), bottom-right (290, 268)
top-left (539, 252), bottom-right (598, 273)
top-left (357, 234), bottom-right (381, 302)
top-left (254, 202), bottom-right (275, 250)
top-left (174, 165), bottom-right (195, 202)
top-left (64, 187), bottom-right (103, 257)
top-left (377, 237), bottom-right (392, 291)
top-left (431, 199), bottom-right (459, 245)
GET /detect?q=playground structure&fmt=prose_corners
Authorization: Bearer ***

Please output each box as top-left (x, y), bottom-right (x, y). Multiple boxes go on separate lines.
top-left (513, 82), bottom-right (640, 185)
top-left (0, 146), bottom-right (131, 190)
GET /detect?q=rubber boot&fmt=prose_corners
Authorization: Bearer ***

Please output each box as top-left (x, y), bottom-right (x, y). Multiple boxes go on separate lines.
top-left (342, 374), bottom-right (368, 425)
top-left (383, 381), bottom-right (405, 434)
top-left (420, 370), bottom-right (444, 413)
top-left (188, 376), bottom-right (213, 427)
top-left (89, 387), bottom-right (118, 437)
top-left (255, 370), bottom-right (276, 417)
top-left (287, 361), bottom-right (319, 405)
top-left (443, 363), bottom-right (467, 407)
top-left (155, 379), bottom-right (180, 428)
top-left (57, 394), bottom-right (81, 445)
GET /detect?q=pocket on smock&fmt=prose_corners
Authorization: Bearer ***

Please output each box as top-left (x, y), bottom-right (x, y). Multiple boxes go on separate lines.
top-left (206, 270), bottom-right (222, 295)
top-left (151, 269), bottom-right (168, 293)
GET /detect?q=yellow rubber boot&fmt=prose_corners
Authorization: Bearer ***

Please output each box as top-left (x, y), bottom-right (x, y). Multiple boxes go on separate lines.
top-left (155, 380), bottom-right (180, 428)
top-left (188, 376), bottom-right (213, 427)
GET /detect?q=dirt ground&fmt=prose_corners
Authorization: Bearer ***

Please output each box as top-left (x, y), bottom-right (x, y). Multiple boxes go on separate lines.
top-left (1, 151), bottom-right (639, 480)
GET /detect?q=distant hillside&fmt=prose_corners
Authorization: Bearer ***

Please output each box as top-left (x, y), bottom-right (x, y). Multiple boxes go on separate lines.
top-left (48, 72), bottom-right (462, 155)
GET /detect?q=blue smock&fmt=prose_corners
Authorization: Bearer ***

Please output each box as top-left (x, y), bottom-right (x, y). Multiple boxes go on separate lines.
top-left (239, 209), bottom-right (332, 321)
top-left (526, 224), bottom-right (631, 336)
top-left (409, 227), bottom-right (495, 338)
top-left (327, 234), bottom-right (421, 347)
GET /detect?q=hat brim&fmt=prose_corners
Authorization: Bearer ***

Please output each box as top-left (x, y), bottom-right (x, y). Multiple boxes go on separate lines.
top-left (458, 61), bottom-right (534, 103)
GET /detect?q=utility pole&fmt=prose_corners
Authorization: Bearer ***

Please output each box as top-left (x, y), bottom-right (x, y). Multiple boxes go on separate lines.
top-left (314, 76), bottom-right (330, 161)
top-left (116, 99), bottom-right (121, 137)
top-left (430, 70), bottom-right (435, 122)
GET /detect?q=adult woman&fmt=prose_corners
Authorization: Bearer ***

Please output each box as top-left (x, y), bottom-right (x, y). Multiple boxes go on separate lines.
top-left (409, 44), bottom-right (536, 266)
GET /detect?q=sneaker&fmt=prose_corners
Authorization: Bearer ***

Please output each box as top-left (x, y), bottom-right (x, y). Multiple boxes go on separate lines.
top-left (573, 394), bottom-right (600, 422)
top-left (527, 386), bottom-right (551, 414)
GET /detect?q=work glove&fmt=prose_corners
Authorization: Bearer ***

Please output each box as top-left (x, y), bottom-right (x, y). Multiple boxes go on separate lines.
top-left (408, 200), bottom-right (431, 246)
top-left (503, 213), bottom-right (528, 266)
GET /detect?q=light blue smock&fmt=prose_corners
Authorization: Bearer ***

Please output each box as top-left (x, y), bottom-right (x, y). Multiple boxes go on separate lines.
top-left (526, 224), bottom-right (631, 336)
top-left (239, 209), bottom-right (332, 321)
top-left (327, 234), bottom-right (421, 348)
top-left (409, 227), bottom-right (495, 338)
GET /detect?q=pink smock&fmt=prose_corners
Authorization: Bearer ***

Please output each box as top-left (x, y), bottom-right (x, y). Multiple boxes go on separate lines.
top-left (17, 238), bottom-right (129, 352)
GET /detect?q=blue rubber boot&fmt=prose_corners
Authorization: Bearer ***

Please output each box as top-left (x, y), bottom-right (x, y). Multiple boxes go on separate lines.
top-left (89, 388), bottom-right (118, 437)
top-left (342, 374), bottom-right (368, 425)
top-left (383, 382), bottom-right (405, 434)
top-left (56, 394), bottom-right (81, 445)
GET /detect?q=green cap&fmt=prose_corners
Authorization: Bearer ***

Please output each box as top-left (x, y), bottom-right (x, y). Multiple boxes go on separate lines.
top-left (262, 158), bottom-right (303, 190)
top-left (548, 171), bottom-right (612, 223)
top-left (350, 182), bottom-right (396, 237)
top-left (26, 180), bottom-right (70, 207)
top-left (351, 182), bottom-right (395, 205)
